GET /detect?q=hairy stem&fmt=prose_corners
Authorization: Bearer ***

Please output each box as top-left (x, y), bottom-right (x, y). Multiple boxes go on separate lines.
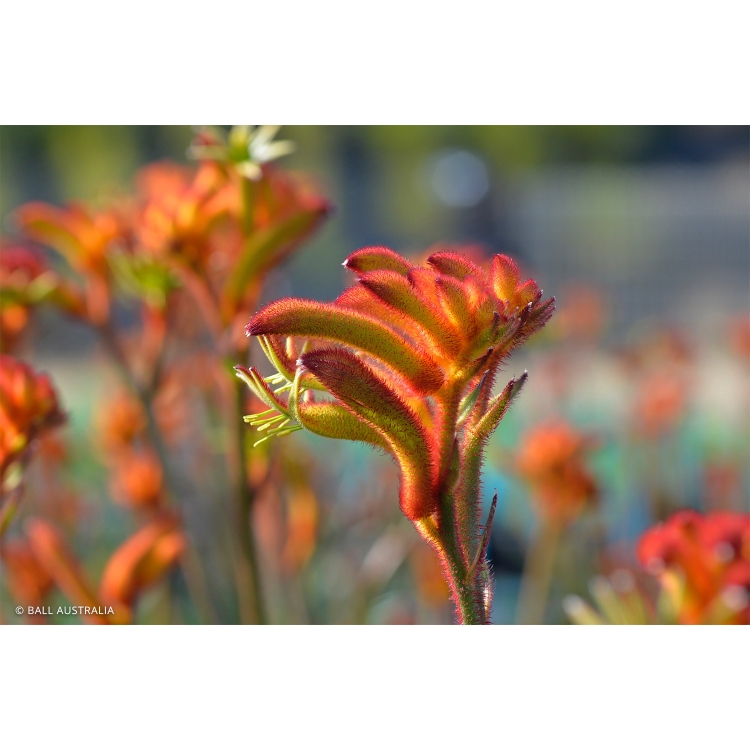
top-left (428, 379), bottom-right (492, 624)
top-left (448, 559), bottom-right (489, 624)
top-left (426, 528), bottom-right (488, 625)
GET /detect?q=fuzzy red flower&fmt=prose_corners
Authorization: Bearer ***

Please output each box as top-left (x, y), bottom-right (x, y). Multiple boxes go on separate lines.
top-left (239, 246), bottom-right (554, 623)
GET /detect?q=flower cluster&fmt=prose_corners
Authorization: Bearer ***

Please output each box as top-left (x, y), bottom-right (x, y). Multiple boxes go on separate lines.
top-left (238, 246), bottom-right (554, 623)
top-left (564, 510), bottom-right (750, 625)
top-left (8, 127), bottom-right (330, 349)
top-left (637, 510), bottom-right (750, 624)
top-left (1, 127), bottom-right (330, 624)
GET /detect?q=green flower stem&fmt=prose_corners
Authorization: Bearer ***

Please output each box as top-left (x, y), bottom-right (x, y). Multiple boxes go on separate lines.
top-left (437, 490), bottom-right (491, 625)
top-left (418, 526), bottom-right (487, 625)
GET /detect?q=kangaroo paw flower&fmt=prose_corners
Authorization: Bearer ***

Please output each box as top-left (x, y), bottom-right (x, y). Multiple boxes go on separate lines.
top-left (240, 245), bottom-right (554, 623)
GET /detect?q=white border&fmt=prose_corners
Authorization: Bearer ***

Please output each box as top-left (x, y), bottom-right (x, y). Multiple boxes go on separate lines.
top-left (2, 626), bottom-right (747, 747)
top-left (3, 2), bottom-right (749, 124)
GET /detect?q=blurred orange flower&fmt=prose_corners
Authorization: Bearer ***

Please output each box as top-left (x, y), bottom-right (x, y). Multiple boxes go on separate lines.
top-left (281, 483), bottom-right (319, 573)
top-left (95, 389), bottom-right (147, 456)
top-left (15, 202), bottom-right (126, 277)
top-left (152, 369), bottom-right (194, 446)
top-left (516, 421), bottom-right (598, 525)
top-left (0, 244), bottom-right (48, 351)
top-left (15, 201), bottom-right (131, 325)
top-left (109, 449), bottom-right (164, 509)
top-left (134, 160), bottom-right (240, 273)
top-left (637, 510), bottom-right (750, 624)
top-left (0, 537), bottom-right (54, 618)
top-left (99, 514), bottom-right (186, 620)
top-left (25, 517), bottom-right (109, 624)
top-left (0, 355), bottom-right (65, 488)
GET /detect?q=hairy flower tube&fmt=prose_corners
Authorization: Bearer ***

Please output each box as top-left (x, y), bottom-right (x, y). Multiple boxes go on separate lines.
top-left (237, 246), bottom-right (554, 623)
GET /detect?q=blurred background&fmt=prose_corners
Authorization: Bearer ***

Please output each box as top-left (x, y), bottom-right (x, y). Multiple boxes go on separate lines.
top-left (1, 126), bottom-right (748, 624)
